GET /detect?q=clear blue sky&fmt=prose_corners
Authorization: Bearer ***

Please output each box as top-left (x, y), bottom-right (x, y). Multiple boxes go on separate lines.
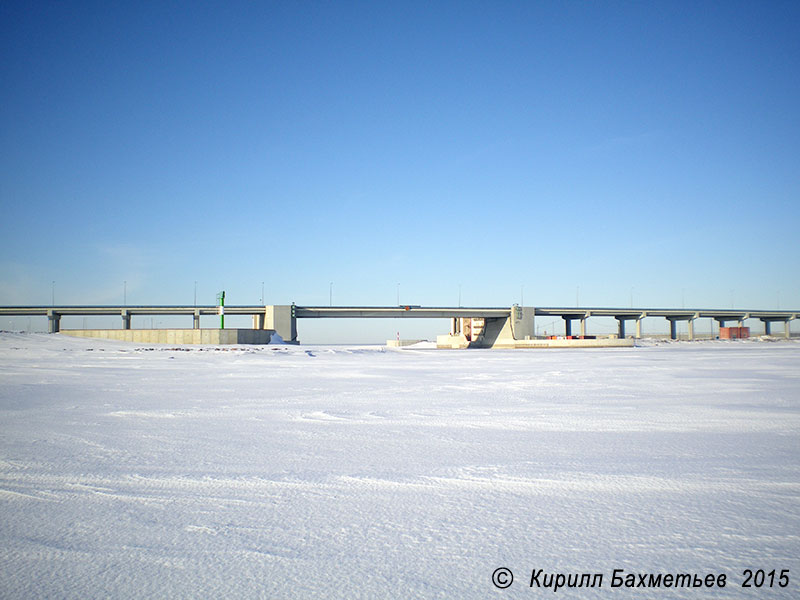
top-left (2, 1), bottom-right (799, 340)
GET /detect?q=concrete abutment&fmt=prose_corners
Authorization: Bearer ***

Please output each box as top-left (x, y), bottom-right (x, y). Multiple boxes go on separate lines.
top-left (253, 305), bottom-right (297, 343)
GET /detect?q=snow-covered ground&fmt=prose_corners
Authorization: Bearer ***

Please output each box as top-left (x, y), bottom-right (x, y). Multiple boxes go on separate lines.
top-left (1, 333), bottom-right (798, 599)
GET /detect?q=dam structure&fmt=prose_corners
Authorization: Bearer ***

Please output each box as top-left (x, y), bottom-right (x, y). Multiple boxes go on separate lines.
top-left (1, 304), bottom-right (797, 347)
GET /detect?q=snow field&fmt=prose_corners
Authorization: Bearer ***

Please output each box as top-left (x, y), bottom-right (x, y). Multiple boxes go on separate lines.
top-left (1, 333), bottom-right (799, 598)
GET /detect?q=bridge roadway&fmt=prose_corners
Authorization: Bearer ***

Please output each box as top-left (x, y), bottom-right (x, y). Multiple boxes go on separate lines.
top-left (1, 305), bottom-right (797, 339)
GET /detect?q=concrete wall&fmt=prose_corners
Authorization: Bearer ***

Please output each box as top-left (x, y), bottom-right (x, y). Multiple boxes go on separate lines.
top-left (436, 333), bottom-right (634, 349)
top-left (386, 339), bottom-right (427, 347)
top-left (264, 305), bottom-right (297, 342)
top-left (436, 334), bottom-right (470, 349)
top-left (510, 305), bottom-right (535, 340)
top-left (59, 329), bottom-right (275, 345)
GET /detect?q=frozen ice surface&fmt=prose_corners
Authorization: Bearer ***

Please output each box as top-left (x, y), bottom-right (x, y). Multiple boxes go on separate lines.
top-left (1, 333), bottom-right (798, 598)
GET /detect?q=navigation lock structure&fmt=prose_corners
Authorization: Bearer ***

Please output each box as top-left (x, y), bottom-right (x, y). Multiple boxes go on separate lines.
top-left (1, 303), bottom-right (797, 347)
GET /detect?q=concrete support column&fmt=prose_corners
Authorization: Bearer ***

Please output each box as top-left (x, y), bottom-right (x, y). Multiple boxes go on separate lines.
top-left (450, 318), bottom-right (459, 335)
top-left (252, 313), bottom-right (267, 330)
top-left (563, 317), bottom-right (572, 337)
top-left (636, 318), bottom-right (642, 339)
top-left (616, 318), bottom-right (625, 339)
top-left (47, 310), bottom-right (60, 333)
top-left (687, 318), bottom-right (694, 341)
top-left (786, 320), bottom-right (792, 340)
top-left (668, 318), bottom-right (677, 340)
top-left (762, 320), bottom-right (771, 336)
top-left (121, 311), bottom-right (131, 330)
top-left (193, 310), bottom-right (201, 330)
top-left (580, 317), bottom-right (586, 338)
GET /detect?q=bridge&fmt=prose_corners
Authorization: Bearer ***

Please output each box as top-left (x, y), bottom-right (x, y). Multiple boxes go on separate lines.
top-left (0, 304), bottom-right (797, 344)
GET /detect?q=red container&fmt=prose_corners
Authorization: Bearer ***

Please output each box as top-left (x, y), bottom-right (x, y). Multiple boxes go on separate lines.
top-left (720, 327), bottom-right (750, 339)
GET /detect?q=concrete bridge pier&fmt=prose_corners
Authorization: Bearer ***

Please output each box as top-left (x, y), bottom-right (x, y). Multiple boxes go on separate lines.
top-left (561, 313), bottom-right (582, 337)
top-left (714, 317), bottom-right (742, 335)
top-left (614, 314), bottom-right (643, 339)
top-left (636, 312), bottom-right (646, 338)
top-left (580, 311), bottom-right (591, 337)
top-left (193, 310), bottom-right (201, 329)
top-left (761, 317), bottom-right (792, 338)
top-left (667, 315), bottom-right (696, 340)
top-left (250, 305), bottom-right (297, 342)
top-left (265, 305), bottom-right (297, 342)
top-left (510, 306), bottom-right (535, 340)
top-left (121, 310), bottom-right (131, 330)
top-left (668, 318), bottom-right (678, 340)
top-left (47, 310), bottom-right (60, 333)
top-left (762, 319), bottom-right (771, 336)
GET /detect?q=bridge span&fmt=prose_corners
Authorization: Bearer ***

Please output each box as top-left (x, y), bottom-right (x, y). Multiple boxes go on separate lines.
top-left (1, 304), bottom-right (797, 344)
